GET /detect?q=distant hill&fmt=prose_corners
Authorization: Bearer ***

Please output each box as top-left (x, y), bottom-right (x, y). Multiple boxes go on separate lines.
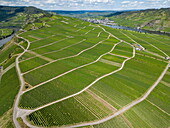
top-left (107, 8), bottom-right (170, 32)
top-left (104, 11), bottom-right (125, 17)
top-left (51, 10), bottom-right (118, 18)
top-left (0, 6), bottom-right (48, 21)
top-left (51, 9), bottom-right (141, 19)
top-left (51, 10), bottom-right (116, 15)
top-left (0, 5), bottom-right (51, 29)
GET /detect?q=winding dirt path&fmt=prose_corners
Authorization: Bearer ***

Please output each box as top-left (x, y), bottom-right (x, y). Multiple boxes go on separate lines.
top-left (13, 34), bottom-right (30, 128)
top-left (97, 31), bottom-right (102, 37)
top-left (13, 25), bottom-right (169, 128)
top-left (120, 31), bottom-right (145, 50)
top-left (30, 37), bottom-right (70, 50)
top-left (83, 28), bottom-right (95, 35)
top-left (20, 39), bottom-right (86, 63)
top-left (76, 26), bottom-right (86, 32)
top-left (66, 63), bottom-right (169, 128)
top-left (22, 35), bottom-right (110, 75)
top-left (22, 40), bottom-right (120, 94)
top-left (130, 33), bottom-right (169, 58)
top-left (20, 41), bottom-right (135, 128)
top-left (1, 63), bottom-right (15, 75)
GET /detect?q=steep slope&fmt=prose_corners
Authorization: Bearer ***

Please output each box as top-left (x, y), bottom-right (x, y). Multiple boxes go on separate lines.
top-left (0, 5), bottom-right (51, 39)
top-left (0, 6), bottom-right (48, 21)
top-left (0, 6), bottom-right (51, 29)
top-left (108, 8), bottom-right (170, 32)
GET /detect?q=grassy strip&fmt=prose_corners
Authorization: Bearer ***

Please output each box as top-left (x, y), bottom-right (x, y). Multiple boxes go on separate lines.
top-left (0, 67), bottom-right (20, 116)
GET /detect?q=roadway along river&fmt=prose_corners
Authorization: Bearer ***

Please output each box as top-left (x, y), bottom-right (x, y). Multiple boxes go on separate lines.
top-left (0, 34), bottom-right (14, 48)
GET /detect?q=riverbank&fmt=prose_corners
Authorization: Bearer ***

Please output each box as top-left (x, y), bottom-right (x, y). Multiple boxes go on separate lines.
top-left (0, 34), bottom-right (15, 48)
top-left (105, 25), bottom-right (170, 36)
top-left (0, 28), bottom-right (19, 48)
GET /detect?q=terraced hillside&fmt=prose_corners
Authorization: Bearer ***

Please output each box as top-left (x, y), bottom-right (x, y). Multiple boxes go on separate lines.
top-left (0, 5), bottom-right (50, 28)
top-left (108, 8), bottom-right (170, 32)
top-left (0, 14), bottom-right (170, 128)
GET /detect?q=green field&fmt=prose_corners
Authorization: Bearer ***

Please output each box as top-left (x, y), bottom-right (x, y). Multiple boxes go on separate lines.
top-left (22, 37), bottom-right (117, 86)
top-left (93, 115), bottom-right (130, 128)
top-left (124, 100), bottom-right (170, 128)
top-left (89, 54), bottom-right (166, 109)
top-left (19, 40), bottom-right (123, 108)
top-left (147, 69), bottom-right (170, 113)
top-left (111, 42), bottom-right (133, 57)
top-left (93, 99), bottom-right (170, 128)
top-left (28, 91), bottom-right (114, 127)
top-left (0, 68), bottom-right (19, 116)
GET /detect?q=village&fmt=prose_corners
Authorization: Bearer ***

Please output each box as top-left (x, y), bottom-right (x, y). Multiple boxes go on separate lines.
top-left (83, 18), bottom-right (117, 26)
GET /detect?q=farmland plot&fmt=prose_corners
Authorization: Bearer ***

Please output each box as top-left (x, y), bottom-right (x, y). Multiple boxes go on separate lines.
top-left (134, 33), bottom-right (170, 56)
top-left (22, 37), bottom-right (116, 86)
top-left (147, 70), bottom-right (170, 114)
top-left (111, 42), bottom-right (133, 57)
top-left (124, 100), bottom-right (170, 128)
top-left (104, 27), bottom-right (134, 44)
top-left (0, 68), bottom-right (19, 116)
top-left (27, 91), bottom-right (114, 127)
top-left (29, 35), bottom-right (67, 50)
top-left (20, 26), bottom-right (105, 62)
top-left (19, 52), bottom-right (36, 61)
top-left (31, 37), bottom-right (85, 54)
top-left (28, 98), bottom-right (97, 127)
top-left (90, 54), bottom-right (167, 109)
top-left (19, 44), bottom-right (124, 108)
top-left (42, 35), bottom-right (115, 60)
top-left (93, 115), bottom-right (130, 128)
top-left (38, 40), bottom-right (96, 60)
top-left (124, 31), bottom-right (168, 57)
top-left (19, 57), bottom-right (49, 72)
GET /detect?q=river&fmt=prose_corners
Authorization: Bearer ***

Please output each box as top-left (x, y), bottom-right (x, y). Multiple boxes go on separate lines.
top-left (105, 25), bottom-right (170, 36)
top-left (0, 34), bottom-right (14, 48)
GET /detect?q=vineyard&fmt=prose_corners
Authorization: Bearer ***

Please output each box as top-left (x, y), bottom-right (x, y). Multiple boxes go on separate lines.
top-left (0, 14), bottom-right (169, 128)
